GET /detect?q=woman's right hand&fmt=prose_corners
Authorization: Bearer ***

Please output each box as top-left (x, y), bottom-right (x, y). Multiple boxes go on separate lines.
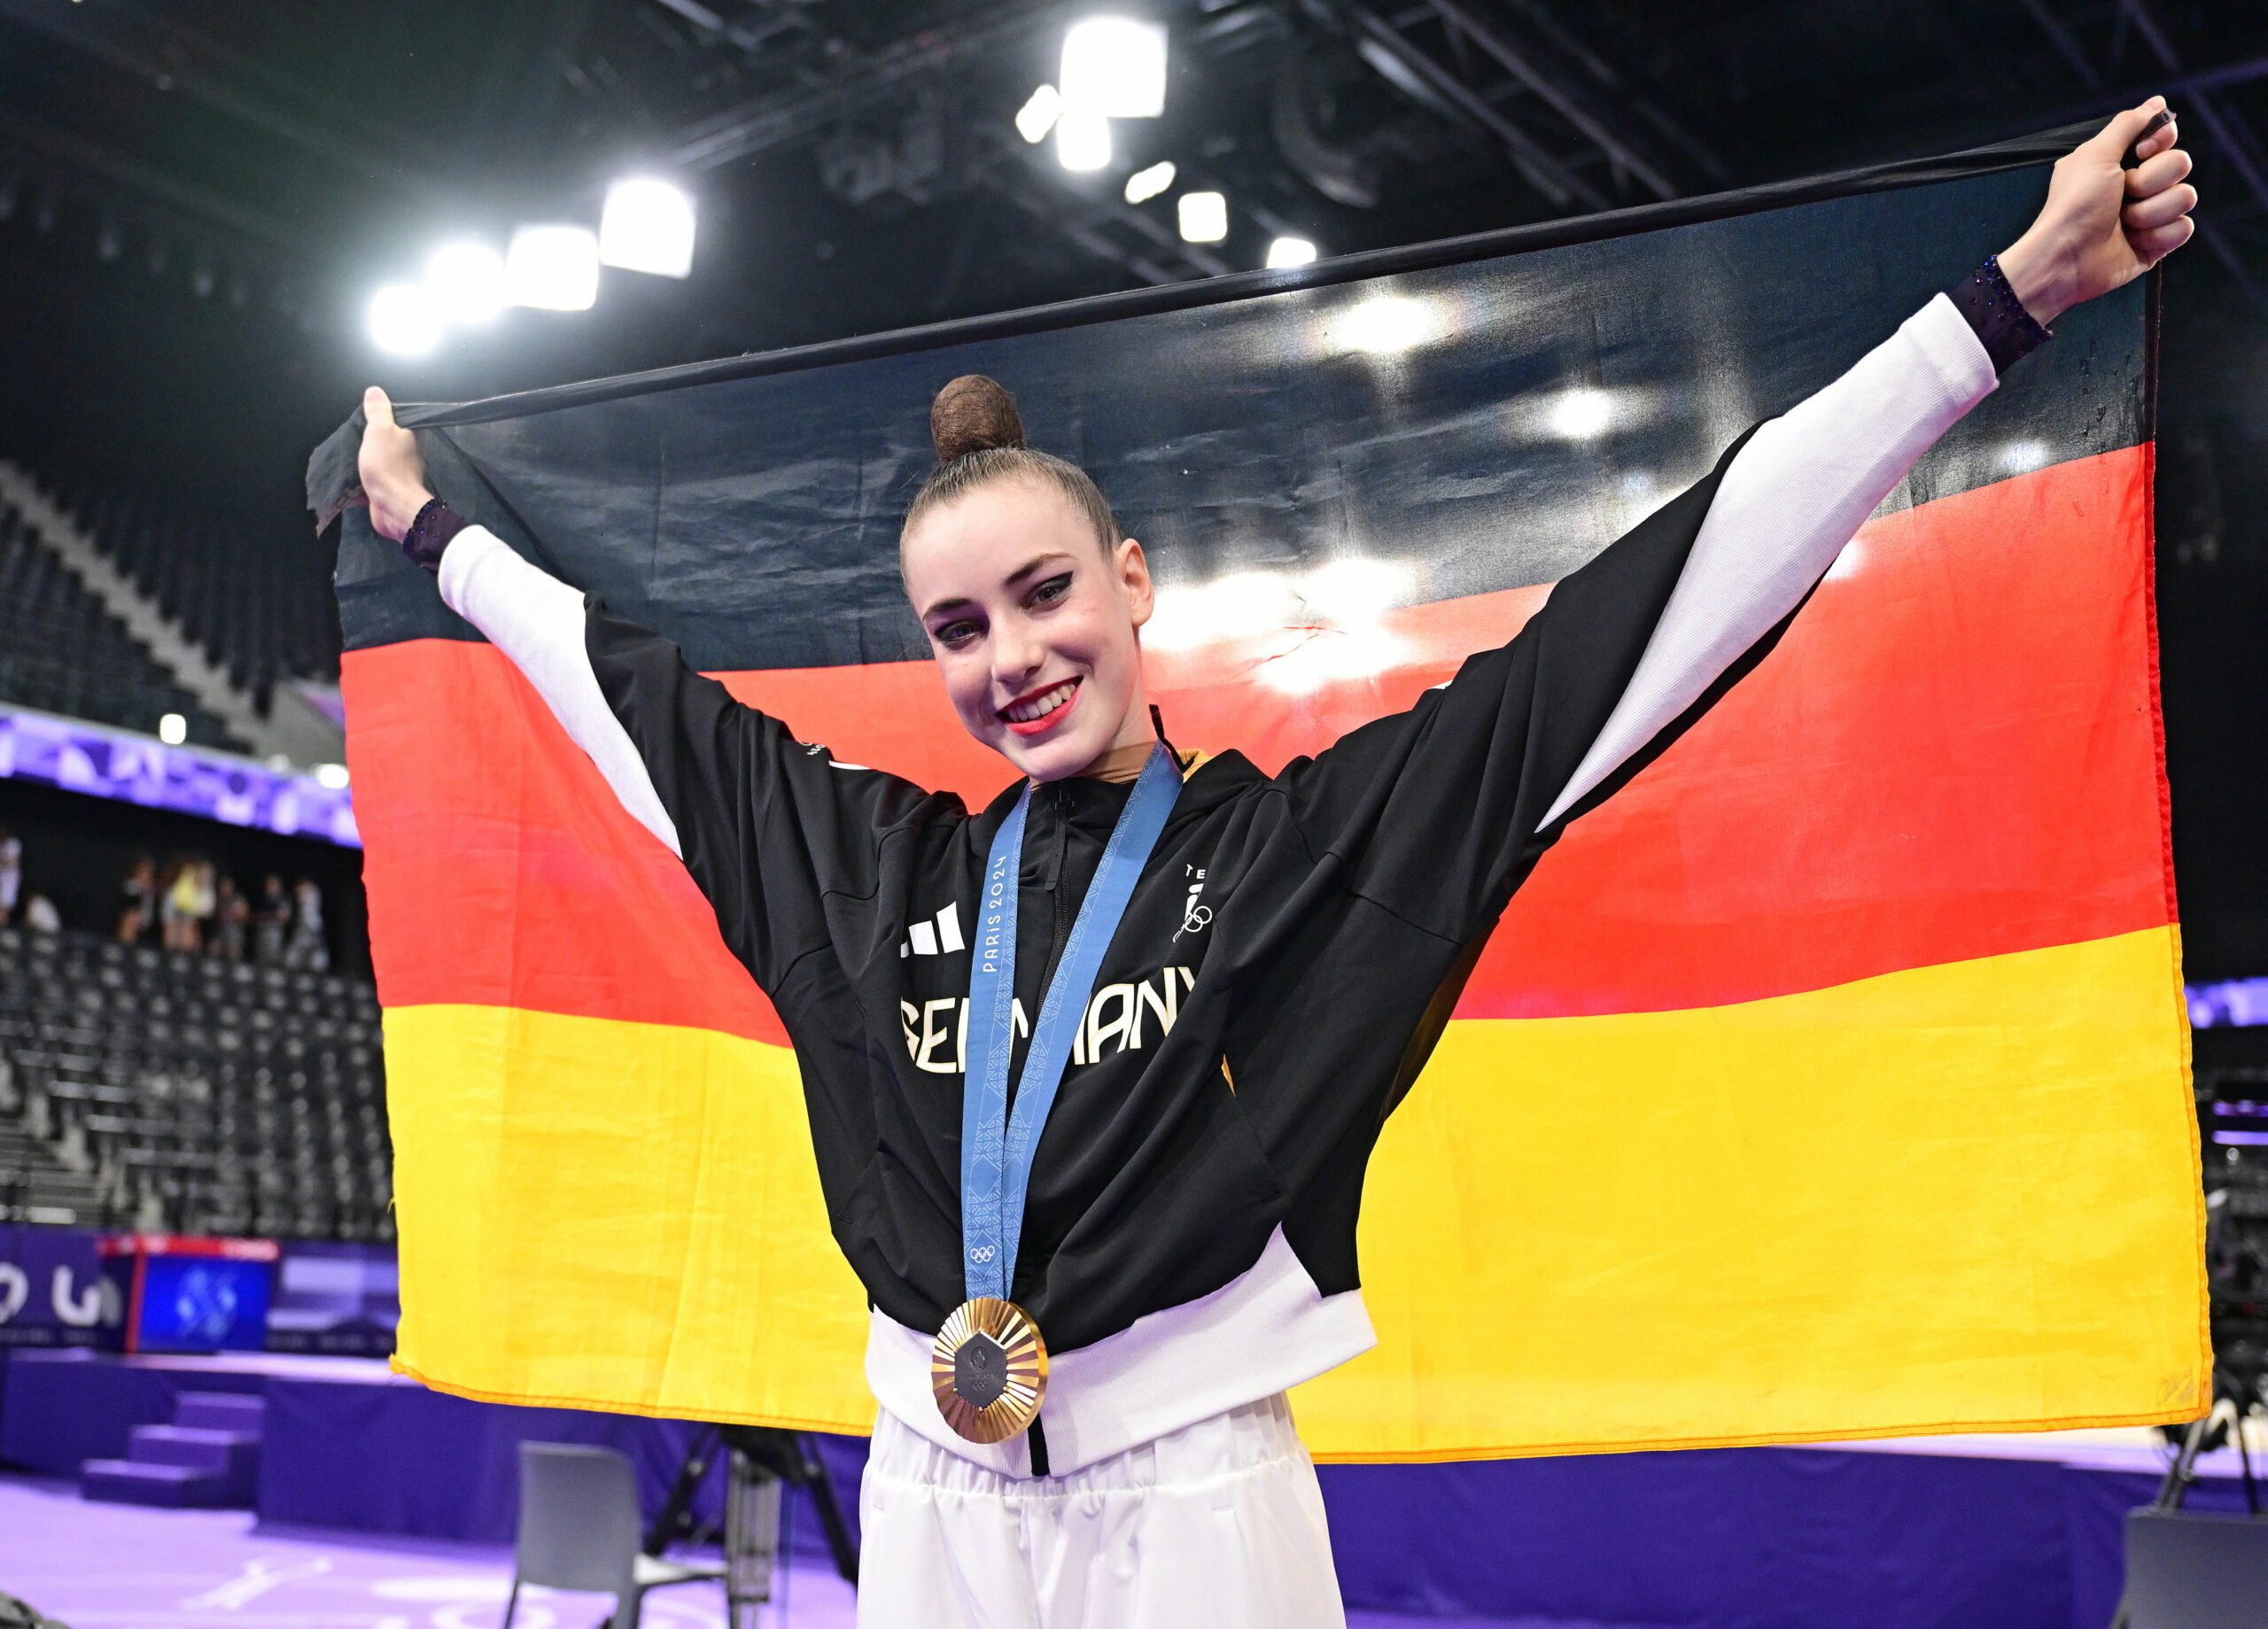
top-left (357, 385), bottom-right (434, 543)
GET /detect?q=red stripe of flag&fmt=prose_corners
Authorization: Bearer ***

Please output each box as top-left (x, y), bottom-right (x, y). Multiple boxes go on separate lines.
top-left (344, 445), bottom-right (2161, 1036)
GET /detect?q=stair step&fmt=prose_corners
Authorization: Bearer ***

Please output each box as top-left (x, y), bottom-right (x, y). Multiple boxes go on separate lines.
top-left (80, 1459), bottom-right (237, 1509)
top-left (174, 1392), bottom-right (264, 1433)
top-left (128, 1423), bottom-right (257, 1476)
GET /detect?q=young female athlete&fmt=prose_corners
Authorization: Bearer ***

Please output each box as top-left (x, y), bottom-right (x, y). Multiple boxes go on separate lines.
top-left (357, 105), bottom-right (2193, 1629)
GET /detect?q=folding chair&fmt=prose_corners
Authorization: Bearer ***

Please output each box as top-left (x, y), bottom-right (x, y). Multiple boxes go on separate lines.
top-left (503, 1441), bottom-right (726, 1629)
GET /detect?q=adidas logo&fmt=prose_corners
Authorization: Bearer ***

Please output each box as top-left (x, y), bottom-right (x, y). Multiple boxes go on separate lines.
top-left (900, 903), bottom-right (967, 958)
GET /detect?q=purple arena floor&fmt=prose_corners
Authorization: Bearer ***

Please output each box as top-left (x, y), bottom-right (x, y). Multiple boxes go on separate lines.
top-left (0, 1472), bottom-right (1488, 1629)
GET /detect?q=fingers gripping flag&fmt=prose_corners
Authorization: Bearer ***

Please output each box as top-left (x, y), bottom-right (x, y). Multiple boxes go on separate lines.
top-left (315, 136), bottom-right (2204, 1459)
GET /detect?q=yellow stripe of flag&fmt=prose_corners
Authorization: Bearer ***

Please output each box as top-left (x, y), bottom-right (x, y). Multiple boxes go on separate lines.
top-left (385, 926), bottom-right (2204, 1457)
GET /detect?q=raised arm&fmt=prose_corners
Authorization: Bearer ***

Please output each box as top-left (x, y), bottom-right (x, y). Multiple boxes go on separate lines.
top-left (353, 391), bottom-right (949, 990)
top-left (357, 389), bottom-right (680, 853)
top-left (1280, 101), bottom-right (2194, 946)
top-left (1534, 286), bottom-right (1996, 827)
top-left (1539, 98), bottom-right (2195, 828)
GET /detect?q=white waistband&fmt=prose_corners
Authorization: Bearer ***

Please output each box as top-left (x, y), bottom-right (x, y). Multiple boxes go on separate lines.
top-left (865, 1224), bottom-right (1376, 1479)
top-left (866, 1392), bottom-right (1309, 1499)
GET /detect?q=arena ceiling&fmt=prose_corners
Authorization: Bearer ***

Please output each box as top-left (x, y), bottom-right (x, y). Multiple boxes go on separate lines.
top-left (1, 0), bottom-right (2262, 412)
top-left (0, 0), bottom-right (2265, 983)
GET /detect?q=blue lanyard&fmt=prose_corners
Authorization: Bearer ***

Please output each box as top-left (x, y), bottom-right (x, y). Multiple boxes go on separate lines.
top-left (959, 741), bottom-right (1182, 1304)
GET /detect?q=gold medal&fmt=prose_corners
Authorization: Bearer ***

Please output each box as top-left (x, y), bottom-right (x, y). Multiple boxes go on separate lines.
top-left (930, 1297), bottom-right (1048, 1444)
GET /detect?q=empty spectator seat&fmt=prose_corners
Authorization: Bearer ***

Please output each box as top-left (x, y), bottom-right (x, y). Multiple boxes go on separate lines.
top-left (0, 924), bottom-right (389, 1241)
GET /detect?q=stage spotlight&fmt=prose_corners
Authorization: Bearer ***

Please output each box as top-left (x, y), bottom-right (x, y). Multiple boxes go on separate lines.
top-left (424, 241), bottom-right (508, 323)
top-left (507, 224), bottom-right (601, 311)
top-left (600, 178), bottom-right (696, 279)
top-left (1125, 161), bottom-right (1176, 205)
top-left (1546, 388), bottom-right (1614, 439)
top-left (1266, 236), bottom-right (1317, 268)
top-left (158, 713), bottom-right (186, 746)
top-left (1016, 84), bottom-right (1064, 144)
top-left (367, 283), bottom-right (443, 357)
top-left (314, 763), bottom-right (351, 789)
top-left (1177, 190), bottom-right (1227, 244)
top-left (1061, 17), bottom-right (1168, 119)
top-left (1056, 111), bottom-right (1113, 172)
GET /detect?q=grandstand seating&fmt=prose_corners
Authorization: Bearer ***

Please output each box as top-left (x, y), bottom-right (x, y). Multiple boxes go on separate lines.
top-left (47, 473), bottom-right (340, 713)
top-left (0, 925), bottom-right (390, 1242)
top-left (0, 500), bottom-right (242, 750)
top-left (0, 1110), bottom-right (104, 1225)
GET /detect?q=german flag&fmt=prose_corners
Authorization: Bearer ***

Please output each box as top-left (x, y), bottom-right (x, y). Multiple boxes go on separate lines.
top-left (323, 138), bottom-right (2205, 1460)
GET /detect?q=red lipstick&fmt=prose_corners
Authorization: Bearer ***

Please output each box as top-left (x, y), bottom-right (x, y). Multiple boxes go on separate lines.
top-left (1000, 677), bottom-right (1083, 739)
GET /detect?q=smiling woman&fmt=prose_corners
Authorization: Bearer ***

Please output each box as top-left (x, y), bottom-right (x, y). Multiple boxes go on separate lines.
top-left (900, 376), bottom-right (1161, 782)
top-left (346, 103), bottom-right (2200, 1629)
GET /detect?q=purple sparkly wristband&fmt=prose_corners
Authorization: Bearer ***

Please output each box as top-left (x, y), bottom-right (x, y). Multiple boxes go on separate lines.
top-left (401, 497), bottom-right (469, 574)
top-left (1947, 254), bottom-right (2053, 377)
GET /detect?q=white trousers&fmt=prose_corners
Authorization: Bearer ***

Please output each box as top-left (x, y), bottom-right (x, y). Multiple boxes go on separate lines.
top-left (855, 1393), bottom-right (1348, 1629)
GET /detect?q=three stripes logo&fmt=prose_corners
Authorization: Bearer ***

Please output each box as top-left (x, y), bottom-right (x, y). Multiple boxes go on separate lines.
top-left (901, 903), bottom-right (967, 959)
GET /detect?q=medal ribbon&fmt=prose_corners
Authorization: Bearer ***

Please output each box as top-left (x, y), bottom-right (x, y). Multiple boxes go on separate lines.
top-left (959, 741), bottom-right (1182, 1305)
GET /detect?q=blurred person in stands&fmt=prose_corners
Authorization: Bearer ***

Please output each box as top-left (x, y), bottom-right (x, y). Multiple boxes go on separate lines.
top-left (118, 854), bottom-right (157, 944)
top-left (191, 860), bottom-right (219, 950)
top-left (254, 873), bottom-right (290, 965)
top-left (22, 892), bottom-right (60, 934)
top-left (161, 857), bottom-right (216, 953)
top-left (212, 875), bottom-right (248, 961)
top-left (0, 831), bottom-right (20, 927)
top-left (158, 859), bottom-right (186, 949)
top-left (286, 877), bottom-right (327, 972)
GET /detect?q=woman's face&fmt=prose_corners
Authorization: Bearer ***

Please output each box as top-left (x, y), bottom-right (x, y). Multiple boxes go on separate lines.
top-left (902, 478), bottom-right (1153, 782)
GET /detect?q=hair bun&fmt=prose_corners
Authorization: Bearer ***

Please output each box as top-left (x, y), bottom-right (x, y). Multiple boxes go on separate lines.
top-left (930, 375), bottom-right (1026, 464)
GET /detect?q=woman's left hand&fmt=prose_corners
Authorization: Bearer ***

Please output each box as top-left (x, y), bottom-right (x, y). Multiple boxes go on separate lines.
top-left (1998, 97), bottom-right (2197, 324)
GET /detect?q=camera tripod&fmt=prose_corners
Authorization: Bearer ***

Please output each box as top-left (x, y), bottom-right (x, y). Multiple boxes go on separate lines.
top-left (644, 1423), bottom-right (860, 1623)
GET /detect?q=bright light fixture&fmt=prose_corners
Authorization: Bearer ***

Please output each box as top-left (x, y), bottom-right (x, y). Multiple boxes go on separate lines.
top-left (1177, 190), bottom-right (1227, 244)
top-left (600, 178), bottom-right (696, 279)
top-left (424, 241), bottom-right (508, 323)
top-left (506, 223), bottom-right (601, 311)
top-left (1055, 110), bottom-right (1113, 172)
top-left (157, 713), bottom-right (187, 746)
top-left (1266, 236), bottom-right (1317, 268)
top-left (313, 763), bottom-right (352, 789)
top-left (1546, 388), bottom-right (1614, 439)
top-left (1336, 295), bottom-right (1439, 354)
top-left (1016, 83), bottom-right (1065, 144)
top-left (367, 283), bottom-right (443, 356)
top-left (1060, 17), bottom-right (1168, 118)
top-left (1124, 160), bottom-right (1176, 205)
